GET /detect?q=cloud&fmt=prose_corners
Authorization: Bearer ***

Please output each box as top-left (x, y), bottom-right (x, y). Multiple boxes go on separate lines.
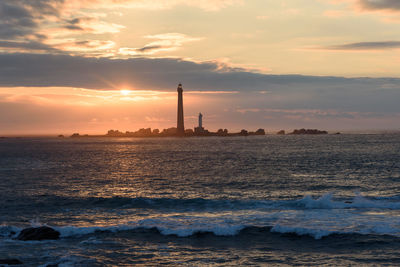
top-left (331, 0), bottom-right (400, 16)
top-left (78, 0), bottom-right (242, 11)
top-left (119, 33), bottom-right (202, 56)
top-left (0, 0), bottom-right (63, 39)
top-left (326, 0), bottom-right (400, 20)
top-left (0, 0), bottom-right (232, 56)
top-left (320, 41), bottom-right (400, 50)
top-left (52, 39), bottom-right (115, 52)
top-left (62, 17), bottom-right (125, 34)
top-left (1, 52), bottom-right (400, 98)
top-left (0, 40), bottom-right (58, 53)
top-left (236, 108), bottom-right (358, 119)
top-left (357, 0), bottom-right (400, 11)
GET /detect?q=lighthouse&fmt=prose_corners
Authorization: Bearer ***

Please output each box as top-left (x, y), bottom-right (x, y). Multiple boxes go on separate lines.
top-left (177, 83), bottom-right (184, 135)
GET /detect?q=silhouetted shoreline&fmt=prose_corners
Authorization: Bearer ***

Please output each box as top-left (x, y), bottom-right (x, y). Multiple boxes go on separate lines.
top-left (68, 128), bottom-right (332, 138)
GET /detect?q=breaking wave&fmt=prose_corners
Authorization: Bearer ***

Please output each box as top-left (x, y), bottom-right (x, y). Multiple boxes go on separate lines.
top-left (24, 193), bottom-right (400, 211)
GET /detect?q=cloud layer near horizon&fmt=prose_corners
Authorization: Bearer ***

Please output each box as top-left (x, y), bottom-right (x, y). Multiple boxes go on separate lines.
top-left (2, 53), bottom-right (400, 92)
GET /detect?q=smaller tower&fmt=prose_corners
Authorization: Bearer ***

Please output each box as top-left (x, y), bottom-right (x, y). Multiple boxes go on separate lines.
top-left (194, 112), bottom-right (205, 135)
top-left (198, 113), bottom-right (203, 129)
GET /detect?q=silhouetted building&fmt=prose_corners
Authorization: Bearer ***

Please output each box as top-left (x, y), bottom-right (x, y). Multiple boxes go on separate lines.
top-left (177, 83), bottom-right (185, 135)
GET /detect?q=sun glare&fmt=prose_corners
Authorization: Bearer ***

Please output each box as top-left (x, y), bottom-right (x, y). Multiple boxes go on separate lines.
top-left (120, 89), bottom-right (131, 96)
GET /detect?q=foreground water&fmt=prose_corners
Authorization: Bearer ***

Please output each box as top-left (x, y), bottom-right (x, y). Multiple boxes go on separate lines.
top-left (0, 135), bottom-right (400, 266)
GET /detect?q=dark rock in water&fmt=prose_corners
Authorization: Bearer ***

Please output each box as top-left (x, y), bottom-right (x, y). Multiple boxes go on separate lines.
top-left (17, 226), bottom-right (60, 241)
top-left (0, 258), bottom-right (23, 265)
top-left (290, 128), bottom-right (328, 135)
top-left (46, 264), bottom-right (59, 267)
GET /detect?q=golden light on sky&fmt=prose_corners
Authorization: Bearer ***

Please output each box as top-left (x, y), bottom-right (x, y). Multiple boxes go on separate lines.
top-left (120, 90), bottom-right (131, 96)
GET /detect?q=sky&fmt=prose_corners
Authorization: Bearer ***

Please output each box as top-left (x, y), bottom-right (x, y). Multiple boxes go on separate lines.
top-left (1, 0), bottom-right (400, 135)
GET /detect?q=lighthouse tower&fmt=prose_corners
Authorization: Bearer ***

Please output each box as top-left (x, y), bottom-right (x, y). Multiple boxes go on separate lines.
top-left (177, 83), bottom-right (184, 135)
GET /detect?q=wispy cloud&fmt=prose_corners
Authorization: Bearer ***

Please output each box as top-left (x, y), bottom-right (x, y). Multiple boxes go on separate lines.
top-left (0, 0), bottom-right (234, 56)
top-left (62, 17), bottom-right (125, 34)
top-left (119, 33), bottom-right (202, 56)
top-left (319, 41), bottom-right (400, 50)
top-left (80, 0), bottom-right (242, 11)
top-left (357, 0), bottom-right (400, 11)
top-left (52, 39), bottom-right (116, 53)
top-left (0, 40), bottom-right (58, 53)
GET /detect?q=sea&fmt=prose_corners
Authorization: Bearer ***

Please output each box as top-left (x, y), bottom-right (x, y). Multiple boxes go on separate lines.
top-left (1, 134), bottom-right (400, 266)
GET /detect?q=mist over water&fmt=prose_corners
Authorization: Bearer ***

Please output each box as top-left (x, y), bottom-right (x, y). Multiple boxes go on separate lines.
top-left (1, 135), bottom-right (400, 266)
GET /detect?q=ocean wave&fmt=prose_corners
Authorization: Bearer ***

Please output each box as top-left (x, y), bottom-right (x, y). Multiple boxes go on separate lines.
top-left (294, 193), bottom-right (400, 210)
top-left (2, 209), bottom-right (400, 241)
top-left (2, 222), bottom-right (400, 241)
top-left (55, 221), bottom-right (400, 240)
top-left (27, 193), bottom-right (400, 211)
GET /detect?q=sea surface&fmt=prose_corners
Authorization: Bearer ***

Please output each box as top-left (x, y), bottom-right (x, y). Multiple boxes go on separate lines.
top-left (1, 135), bottom-right (400, 266)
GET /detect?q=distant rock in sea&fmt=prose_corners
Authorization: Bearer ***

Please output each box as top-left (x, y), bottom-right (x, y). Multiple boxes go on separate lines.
top-left (17, 226), bottom-right (60, 241)
top-left (290, 129), bottom-right (328, 135)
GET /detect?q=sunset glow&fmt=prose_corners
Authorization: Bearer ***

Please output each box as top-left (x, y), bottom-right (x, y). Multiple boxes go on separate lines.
top-left (2, 3), bottom-right (400, 265)
top-left (120, 90), bottom-right (131, 96)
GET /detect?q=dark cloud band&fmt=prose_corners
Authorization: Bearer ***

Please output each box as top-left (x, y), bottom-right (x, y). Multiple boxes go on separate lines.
top-left (359, 0), bottom-right (400, 11)
top-left (0, 53), bottom-right (399, 92)
top-left (323, 41), bottom-right (400, 50)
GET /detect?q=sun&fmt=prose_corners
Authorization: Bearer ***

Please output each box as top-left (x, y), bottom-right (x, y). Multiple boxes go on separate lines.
top-left (120, 89), bottom-right (131, 96)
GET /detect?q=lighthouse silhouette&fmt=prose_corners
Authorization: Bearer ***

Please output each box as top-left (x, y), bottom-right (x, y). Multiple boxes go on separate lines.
top-left (177, 83), bottom-right (184, 136)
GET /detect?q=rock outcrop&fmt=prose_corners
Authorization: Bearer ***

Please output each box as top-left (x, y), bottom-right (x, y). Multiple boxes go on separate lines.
top-left (0, 258), bottom-right (23, 265)
top-left (290, 129), bottom-right (328, 135)
top-left (17, 226), bottom-right (60, 241)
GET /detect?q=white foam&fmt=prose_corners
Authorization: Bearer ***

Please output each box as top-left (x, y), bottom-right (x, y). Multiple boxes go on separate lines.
top-left (3, 192), bottom-right (400, 242)
top-left (56, 224), bottom-right (133, 237)
top-left (294, 192), bottom-right (400, 210)
top-left (296, 193), bottom-right (345, 209)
